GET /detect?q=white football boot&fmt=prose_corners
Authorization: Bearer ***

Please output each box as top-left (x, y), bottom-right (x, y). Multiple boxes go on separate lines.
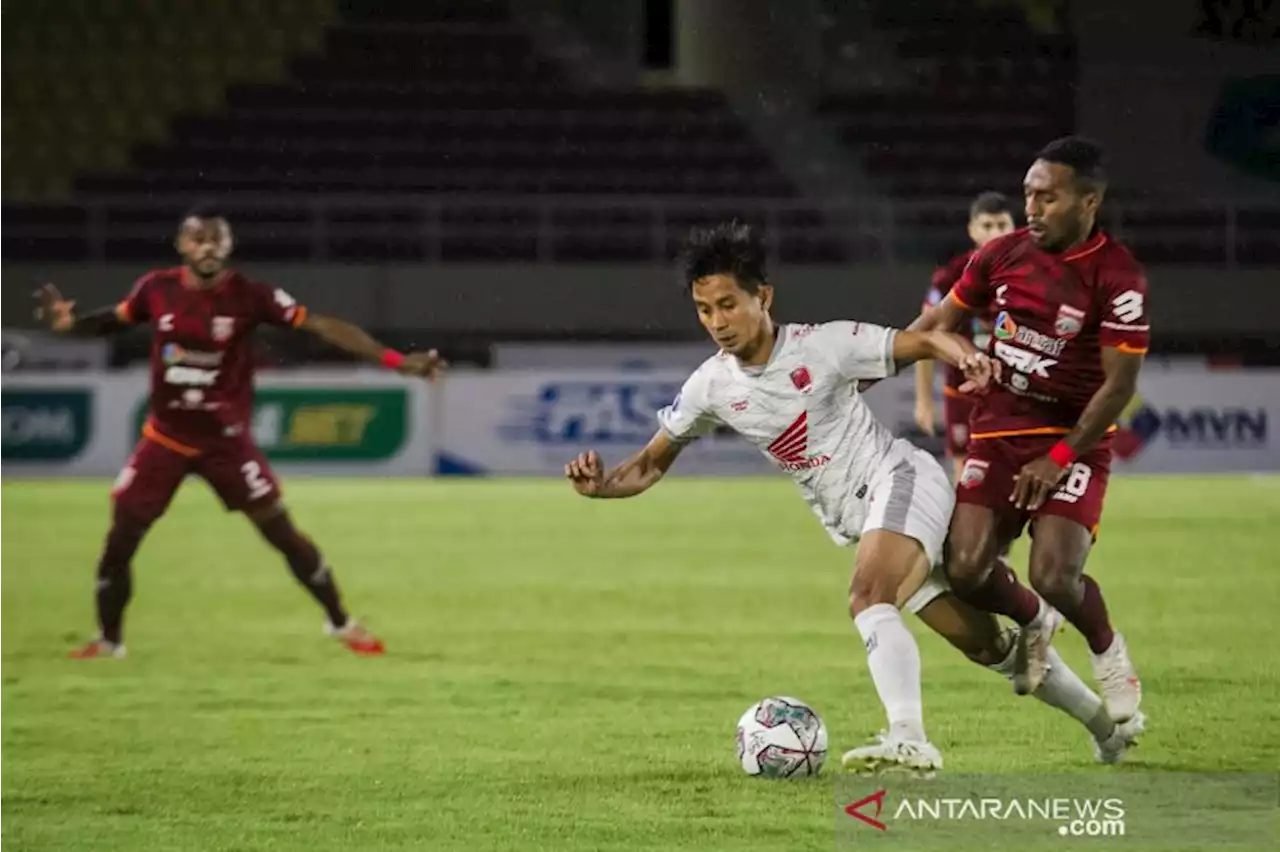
top-left (1013, 602), bottom-right (1062, 695)
top-left (1091, 632), bottom-right (1142, 722)
top-left (1094, 711), bottom-right (1147, 765)
top-left (842, 732), bottom-right (942, 778)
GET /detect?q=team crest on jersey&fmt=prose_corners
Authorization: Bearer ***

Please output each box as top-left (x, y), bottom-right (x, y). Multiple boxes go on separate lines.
top-left (959, 459), bottom-right (989, 489)
top-left (1054, 304), bottom-right (1085, 338)
top-left (211, 316), bottom-right (235, 341)
top-left (790, 366), bottom-right (813, 392)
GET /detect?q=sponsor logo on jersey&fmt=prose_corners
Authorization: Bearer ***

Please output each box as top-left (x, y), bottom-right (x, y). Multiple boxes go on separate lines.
top-left (993, 311), bottom-right (1018, 341)
top-left (790, 366), bottom-right (813, 392)
top-left (959, 458), bottom-right (989, 488)
top-left (212, 316), bottom-right (235, 341)
top-left (1054, 304), bottom-right (1085, 338)
top-left (161, 343), bottom-right (223, 367)
top-left (163, 365), bottom-right (221, 386)
top-left (1013, 326), bottom-right (1067, 357)
top-left (993, 341), bottom-right (1057, 378)
top-left (766, 411), bottom-right (831, 471)
top-left (730, 399), bottom-right (749, 412)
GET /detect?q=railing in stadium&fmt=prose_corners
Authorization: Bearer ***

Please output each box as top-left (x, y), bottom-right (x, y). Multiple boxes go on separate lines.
top-left (4, 196), bottom-right (1275, 266)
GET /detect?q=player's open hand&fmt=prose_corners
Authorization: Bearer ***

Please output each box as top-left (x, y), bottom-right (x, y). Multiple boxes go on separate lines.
top-left (399, 349), bottom-right (446, 380)
top-left (957, 352), bottom-right (999, 394)
top-left (1011, 454), bottom-right (1068, 511)
top-left (33, 283), bottom-right (76, 332)
top-left (565, 450), bottom-right (605, 497)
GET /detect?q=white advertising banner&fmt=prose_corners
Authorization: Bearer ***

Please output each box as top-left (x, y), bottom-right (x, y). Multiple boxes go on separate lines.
top-left (1110, 369), bottom-right (1278, 473)
top-left (2, 369), bottom-right (434, 477)
top-left (437, 370), bottom-right (773, 476)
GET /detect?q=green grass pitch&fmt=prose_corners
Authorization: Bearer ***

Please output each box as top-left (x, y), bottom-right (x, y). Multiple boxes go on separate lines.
top-left (3, 475), bottom-right (1278, 851)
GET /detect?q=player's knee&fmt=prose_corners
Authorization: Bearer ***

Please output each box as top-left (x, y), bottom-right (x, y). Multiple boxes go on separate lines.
top-left (848, 570), bottom-right (898, 617)
top-left (945, 542), bottom-right (993, 595)
top-left (1029, 552), bottom-right (1084, 604)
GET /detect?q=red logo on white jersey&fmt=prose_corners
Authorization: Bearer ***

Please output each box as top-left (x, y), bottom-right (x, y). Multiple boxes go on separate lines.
top-left (790, 366), bottom-right (813, 392)
top-left (730, 399), bottom-right (749, 412)
top-left (766, 412), bottom-right (831, 471)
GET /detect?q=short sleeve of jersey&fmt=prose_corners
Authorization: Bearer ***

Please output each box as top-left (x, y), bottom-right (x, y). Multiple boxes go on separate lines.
top-left (1098, 265), bottom-right (1150, 354)
top-left (249, 279), bottom-right (308, 329)
top-left (655, 367), bottom-right (721, 444)
top-left (116, 273), bottom-right (155, 324)
top-left (814, 321), bottom-right (898, 381)
top-left (950, 246), bottom-right (995, 312)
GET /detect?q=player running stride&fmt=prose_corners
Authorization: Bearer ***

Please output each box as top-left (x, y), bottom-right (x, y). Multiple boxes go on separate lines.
top-left (914, 192), bottom-right (1016, 481)
top-left (911, 137), bottom-right (1146, 721)
top-left (565, 222), bottom-right (1142, 775)
top-left (34, 206), bottom-right (443, 659)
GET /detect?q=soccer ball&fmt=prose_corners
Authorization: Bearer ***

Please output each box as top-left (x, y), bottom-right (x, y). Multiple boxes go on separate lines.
top-left (735, 696), bottom-right (828, 778)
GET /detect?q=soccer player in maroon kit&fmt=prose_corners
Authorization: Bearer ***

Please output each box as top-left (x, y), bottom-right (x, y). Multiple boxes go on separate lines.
top-left (914, 192), bottom-right (1016, 482)
top-left (911, 138), bottom-right (1146, 723)
top-left (34, 207), bottom-right (443, 659)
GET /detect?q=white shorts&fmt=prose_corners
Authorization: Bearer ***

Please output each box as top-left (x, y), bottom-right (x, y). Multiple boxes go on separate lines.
top-left (860, 442), bottom-right (955, 614)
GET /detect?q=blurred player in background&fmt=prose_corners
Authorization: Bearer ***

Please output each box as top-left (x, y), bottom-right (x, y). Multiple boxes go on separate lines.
top-left (911, 138), bottom-right (1147, 722)
top-left (34, 205), bottom-right (443, 659)
top-left (914, 192), bottom-right (1016, 481)
top-left (566, 222), bottom-right (1142, 775)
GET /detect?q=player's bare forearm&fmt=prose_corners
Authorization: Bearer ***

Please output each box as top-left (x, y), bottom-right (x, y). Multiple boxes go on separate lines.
top-left (894, 330), bottom-right (976, 370)
top-left (907, 294), bottom-right (969, 333)
top-left (298, 315), bottom-right (392, 364)
top-left (915, 357), bottom-right (935, 396)
top-left (65, 307), bottom-right (130, 337)
top-left (567, 432), bottom-right (684, 499)
top-left (1064, 348), bottom-right (1144, 455)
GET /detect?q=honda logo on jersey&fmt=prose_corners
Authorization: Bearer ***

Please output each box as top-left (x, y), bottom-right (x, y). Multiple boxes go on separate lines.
top-left (766, 411), bottom-right (831, 471)
top-left (993, 341), bottom-right (1056, 378)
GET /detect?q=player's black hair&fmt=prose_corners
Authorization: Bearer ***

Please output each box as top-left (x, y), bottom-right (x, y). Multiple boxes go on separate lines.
top-left (180, 201), bottom-right (230, 227)
top-left (969, 191), bottom-right (1014, 220)
top-left (1035, 136), bottom-right (1108, 192)
top-left (679, 220), bottom-right (767, 292)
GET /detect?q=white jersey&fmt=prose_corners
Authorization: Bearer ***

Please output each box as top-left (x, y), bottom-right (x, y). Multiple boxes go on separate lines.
top-left (656, 322), bottom-right (952, 558)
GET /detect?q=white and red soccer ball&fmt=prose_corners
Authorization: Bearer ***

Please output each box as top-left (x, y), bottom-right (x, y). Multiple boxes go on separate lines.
top-left (736, 696), bottom-right (828, 778)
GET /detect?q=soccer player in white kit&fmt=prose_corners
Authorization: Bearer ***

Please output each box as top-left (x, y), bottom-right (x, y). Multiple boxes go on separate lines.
top-left (566, 222), bottom-right (1143, 775)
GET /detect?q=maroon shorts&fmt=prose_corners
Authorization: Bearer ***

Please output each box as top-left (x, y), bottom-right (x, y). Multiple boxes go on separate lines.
top-left (112, 436), bottom-right (282, 523)
top-left (955, 434), bottom-right (1112, 537)
top-left (942, 391), bottom-right (976, 458)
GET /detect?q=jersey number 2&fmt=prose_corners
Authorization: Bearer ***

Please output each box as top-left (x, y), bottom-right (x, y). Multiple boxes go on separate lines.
top-left (241, 461), bottom-right (274, 501)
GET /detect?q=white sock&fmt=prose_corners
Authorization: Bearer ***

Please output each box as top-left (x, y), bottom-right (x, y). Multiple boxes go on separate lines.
top-left (854, 603), bottom-right (926, 743)
top-left (990, 639), bottom-right (1112, 740)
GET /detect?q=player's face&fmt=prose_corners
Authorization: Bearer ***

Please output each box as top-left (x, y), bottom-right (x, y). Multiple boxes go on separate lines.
top-left (967, 212), bottom-right (1016, 248)
top-left (1023, 160), bottom-right (1099, 251)
top-left (176, 217), bottom-right (234, 279)
top-left (691, 274), bottom-right (773, 358)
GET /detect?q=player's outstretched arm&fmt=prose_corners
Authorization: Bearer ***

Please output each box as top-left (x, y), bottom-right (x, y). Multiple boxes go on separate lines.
top-left (297, 314), bottom-right (445, 379)
top-left (32, 283), bottom-right (129, 337)
top-left (892, 330), bottom-right (999, 392)
top-left (565, 431), bottom-right (684, 499)
top-left (913, 359), bottom-right (937, 435)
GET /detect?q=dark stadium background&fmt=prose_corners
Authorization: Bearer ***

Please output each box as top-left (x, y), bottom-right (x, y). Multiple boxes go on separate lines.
top-left (4, 0), bottom-right (1277, 369)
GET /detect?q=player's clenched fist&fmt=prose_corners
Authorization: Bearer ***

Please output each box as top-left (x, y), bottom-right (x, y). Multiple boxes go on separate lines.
top-left (565, 450), bottom-right (604, 496)
top-left (957, 352), bottom-right (1000, 394)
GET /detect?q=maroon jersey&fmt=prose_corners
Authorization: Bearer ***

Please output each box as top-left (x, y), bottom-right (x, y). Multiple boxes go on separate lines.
top-left (924, 250), bottom-right (994, 393)
top-left (116, 267), bottom-right (307, 453)
top-left (950, 228), bottom-right (1150, 439)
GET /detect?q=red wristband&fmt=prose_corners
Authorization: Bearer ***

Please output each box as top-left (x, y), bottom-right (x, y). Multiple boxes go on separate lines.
top-left (1048, 440), bottom-right (1077, 468)
top-left (380, 350), bottom-right (405, 370)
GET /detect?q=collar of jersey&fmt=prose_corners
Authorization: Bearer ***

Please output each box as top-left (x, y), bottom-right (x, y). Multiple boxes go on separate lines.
top-left (733, 324), bottom-right (787, 378)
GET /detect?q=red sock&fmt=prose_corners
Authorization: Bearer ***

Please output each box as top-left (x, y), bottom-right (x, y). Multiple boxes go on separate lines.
top-left (1075, 575), bottom-right (1116, 654)
top-left (962, 557), bottom-right (1042, 626)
